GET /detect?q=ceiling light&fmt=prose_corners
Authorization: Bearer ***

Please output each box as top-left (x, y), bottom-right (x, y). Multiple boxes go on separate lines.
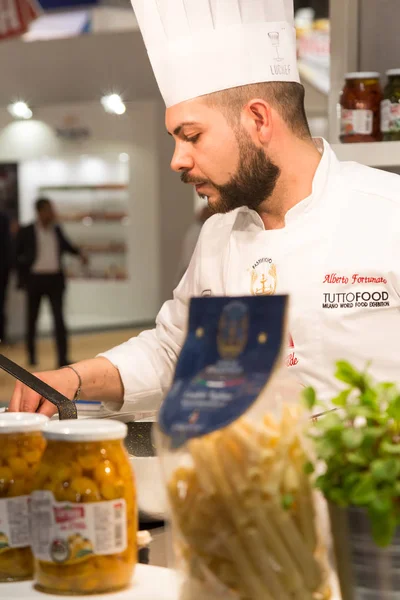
top-left (101, 94), bottom-right (126, 115)
top-left (119, 153), bottom-right (129, 162)
top-left (8, 101), bottom-right (33, 120)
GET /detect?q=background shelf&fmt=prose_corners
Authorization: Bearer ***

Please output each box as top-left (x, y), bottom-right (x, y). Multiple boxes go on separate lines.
top-left (332, 141), bottom-right (400, 168)
top-left (59, 212), bottom-right (128, 222)
top-left (298, 59), bottom-right (330, 96)
top-left (39, 184), bottom-right (128, 191)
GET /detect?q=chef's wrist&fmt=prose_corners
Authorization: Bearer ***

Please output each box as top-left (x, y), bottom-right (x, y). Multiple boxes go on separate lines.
top-left (58, 358), bottom-right (124, 407)
top-left (60, 364), bottom-right (82, 401)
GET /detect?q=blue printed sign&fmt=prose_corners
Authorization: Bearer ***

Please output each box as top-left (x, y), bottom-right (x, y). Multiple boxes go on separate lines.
top-left (159, 295), bottom-right (288, 447)
top-left (39, 0), bottom-right (96, 8)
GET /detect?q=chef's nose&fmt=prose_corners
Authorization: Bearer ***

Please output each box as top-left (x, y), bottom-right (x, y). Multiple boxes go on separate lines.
top-left (170, 143), bottom-right (195, 173)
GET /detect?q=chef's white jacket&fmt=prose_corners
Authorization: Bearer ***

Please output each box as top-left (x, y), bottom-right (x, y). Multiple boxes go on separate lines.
top-left (101, 139), bottom-right (400, 411)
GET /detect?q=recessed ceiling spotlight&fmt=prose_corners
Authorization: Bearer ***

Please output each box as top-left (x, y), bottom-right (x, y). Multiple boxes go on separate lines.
top-left (8, 101), bottom-right (33, 120)
top-left (100, 94), bottom-right (126, 115)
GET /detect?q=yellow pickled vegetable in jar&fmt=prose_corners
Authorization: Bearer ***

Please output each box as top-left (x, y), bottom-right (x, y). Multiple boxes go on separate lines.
top-left (31, 419), bottom-right (137, 595)
top-left (0, 413), bottom-right (48, 582)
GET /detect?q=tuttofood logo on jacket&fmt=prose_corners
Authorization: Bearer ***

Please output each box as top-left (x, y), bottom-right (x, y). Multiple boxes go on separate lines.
top-left (322, 272), bottom-right (390, 310)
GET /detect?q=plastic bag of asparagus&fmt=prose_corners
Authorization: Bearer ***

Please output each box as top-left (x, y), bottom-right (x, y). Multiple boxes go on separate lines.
top-left (154, 296), bottom-right (332, 600)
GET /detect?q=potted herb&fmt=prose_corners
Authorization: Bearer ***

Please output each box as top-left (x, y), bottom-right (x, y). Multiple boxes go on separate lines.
top-left (304, 361), bottom-right (400, 600)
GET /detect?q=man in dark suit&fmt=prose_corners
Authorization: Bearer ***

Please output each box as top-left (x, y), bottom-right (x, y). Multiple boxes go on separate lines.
top-left (16, 197), bottom-right (87, 367)
top-left (0, 211), bottom-right (11, 345)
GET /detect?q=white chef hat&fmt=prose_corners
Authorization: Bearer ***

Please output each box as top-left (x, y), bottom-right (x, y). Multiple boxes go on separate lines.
top-left (131, 0), bottom-right (301, 108)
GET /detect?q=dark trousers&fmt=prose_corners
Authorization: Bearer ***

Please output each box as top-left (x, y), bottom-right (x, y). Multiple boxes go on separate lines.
top-left (26, 273), bottom-right (68, 367)
top-left (0, 272), bottom-right (8, 343)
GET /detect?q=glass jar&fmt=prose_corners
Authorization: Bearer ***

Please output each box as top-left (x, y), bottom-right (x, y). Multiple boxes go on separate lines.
top-left (381, 69), bottom-right (400, 141)
top-left (0, 413), bottom-right (48, 582)
top-left (31, 419), bottom-right (137, 595)
top-left (340, 72), bottom-right (383, 143)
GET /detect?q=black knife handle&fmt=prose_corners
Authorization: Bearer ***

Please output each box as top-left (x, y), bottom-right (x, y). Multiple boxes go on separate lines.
top-left (0, 354), bottom-right (77, 420)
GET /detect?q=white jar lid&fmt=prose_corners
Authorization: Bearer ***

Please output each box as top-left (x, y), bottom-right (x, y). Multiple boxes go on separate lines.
top-left (0, 413), bottom-right (49, 433)
top-left (43, 418), bottom-right (128, 442)
top-left (345, 71), bottom-right (380, 79)
top-left (386, 68), bottom-right (400, 76)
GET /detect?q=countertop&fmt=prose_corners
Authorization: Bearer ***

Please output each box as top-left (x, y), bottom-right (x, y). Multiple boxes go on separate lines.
top-left (1, 523), bottom-right (177, 600)
top-left (143, 522), bottom-right (170, 569)
top-left (1, 564), bottom-right (180, 599)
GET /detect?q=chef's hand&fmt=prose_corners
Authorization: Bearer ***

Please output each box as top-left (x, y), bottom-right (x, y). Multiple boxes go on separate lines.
top-left (8, 368), bottom-right (79, 417)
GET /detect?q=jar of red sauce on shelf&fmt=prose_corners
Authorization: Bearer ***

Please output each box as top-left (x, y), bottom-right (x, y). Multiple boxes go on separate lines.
top-left (340, 72), bottom-right (383, 143)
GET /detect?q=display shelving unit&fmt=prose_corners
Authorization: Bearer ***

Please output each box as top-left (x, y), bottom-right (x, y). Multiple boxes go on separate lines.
top-left (38, 176), bottom-right (129, 281)
top-left (299, 0), bottom-right (400, 171)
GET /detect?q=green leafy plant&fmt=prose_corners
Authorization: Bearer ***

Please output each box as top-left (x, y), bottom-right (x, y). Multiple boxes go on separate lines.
top-left (304, 360), bottom-right (400, 547)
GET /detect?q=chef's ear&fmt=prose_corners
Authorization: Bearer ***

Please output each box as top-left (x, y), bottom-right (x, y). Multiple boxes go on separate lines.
top-left (240, 99), bottom-right (273, 146)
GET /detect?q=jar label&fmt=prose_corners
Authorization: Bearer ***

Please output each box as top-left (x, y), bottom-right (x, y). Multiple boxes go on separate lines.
top-left (30, 491), bottom-right (127, 563)
top-left (381, 99), bottom-right (391, 132)
top-left (341, 108), bottom-right (373, 136)
top-left (0, 496), bottom-right (31, 551)
top-left (388, 101), bottom-right (400, 132)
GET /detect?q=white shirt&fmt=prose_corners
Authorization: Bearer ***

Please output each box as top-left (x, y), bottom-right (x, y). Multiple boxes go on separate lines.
top-left (32, 224), bottom-right (59, 274)
top-left (100, 139), bottom-right (400, 411)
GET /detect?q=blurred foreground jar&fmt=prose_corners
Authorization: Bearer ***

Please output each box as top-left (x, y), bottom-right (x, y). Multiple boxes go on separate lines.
top-left (0, 413), bottom-right (48, 582)
top-left (31, 419), bottom-right (137, 595)
top-left (381, 69), bottom-right (400, 141)
top-left (340, 72), bottom-right (382, 143)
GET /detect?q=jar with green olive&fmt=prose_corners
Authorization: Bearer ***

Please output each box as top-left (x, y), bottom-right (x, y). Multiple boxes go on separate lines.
top-left (381, 69), bottom-right (400, 141)
top-left (31, 419), bottom-right (137, 595)
top-left (0, 413), bottom-right (48, 582)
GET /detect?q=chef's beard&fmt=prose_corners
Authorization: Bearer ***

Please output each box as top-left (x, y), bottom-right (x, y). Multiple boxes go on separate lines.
top-left (182, 130), bottom-right (281, 214)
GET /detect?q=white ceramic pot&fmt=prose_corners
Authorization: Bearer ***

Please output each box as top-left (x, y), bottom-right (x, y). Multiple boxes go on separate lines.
top-left (130, 455), bottom-right (168, 522)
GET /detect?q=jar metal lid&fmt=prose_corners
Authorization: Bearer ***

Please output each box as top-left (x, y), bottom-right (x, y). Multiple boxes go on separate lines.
top-left (386, 68), bottom-right (400, 77)
top-left (345, 72), bottom-right (380, 79)
top-left (43, 418), bottom-right (128, 442)
top-left (0, 412), bottom-right (49, 433)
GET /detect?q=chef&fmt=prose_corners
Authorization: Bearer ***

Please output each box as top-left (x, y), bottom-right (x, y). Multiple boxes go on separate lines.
top-left (8, 0), bottom-right (400, 416)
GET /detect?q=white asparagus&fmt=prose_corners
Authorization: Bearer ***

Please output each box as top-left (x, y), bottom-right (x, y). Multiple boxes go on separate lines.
top-left (200, 440), bottom-right (270, 598)
top-left (267, 500), bottom-right (323, 591)
top-left (245, 527), bottom-right (293, 600)
top-left (166, 407), bottom-right (329, 600)
top-left (212, 436), bottom-right (315, 599)
top-left (292, 446), bottom-right (318, 553)
top-left (218, 439), bottom-right (309, 595)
